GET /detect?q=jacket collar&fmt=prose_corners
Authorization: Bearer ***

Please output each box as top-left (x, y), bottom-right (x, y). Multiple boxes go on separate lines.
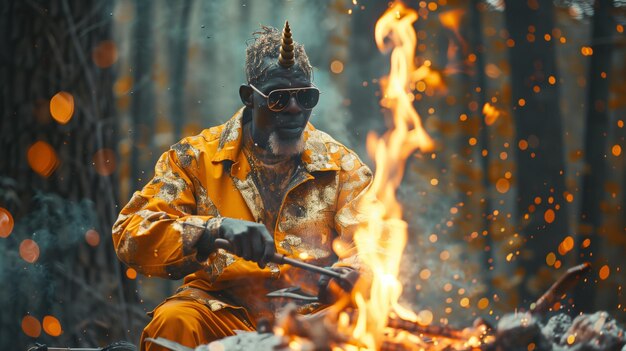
top-left (212, 108), bottom-right (341, 174)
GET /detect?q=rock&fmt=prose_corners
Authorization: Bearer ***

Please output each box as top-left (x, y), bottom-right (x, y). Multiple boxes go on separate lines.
top-left (558, 312), bottom-right (625, 351)
top-left (543, 314), bottom-right (573, 344)
top-left (490, 312), bottom-right (552, 351)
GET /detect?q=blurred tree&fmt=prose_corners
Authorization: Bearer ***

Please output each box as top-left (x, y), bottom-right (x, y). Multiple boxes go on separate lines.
top-left (504, 0), bottom-right (569, 304)
top-left (468, 0), bottom-right (495, 298)
top-left (575, 0), bottom-right (616, 312)
top-left (0, 0), bottom-right (142, 348)
top-left (130, 0), bottom-right (157, 192)
top-left (165, 0), bottom-right (193, 141)
top-left (347, 0), bottom-right (388, 153)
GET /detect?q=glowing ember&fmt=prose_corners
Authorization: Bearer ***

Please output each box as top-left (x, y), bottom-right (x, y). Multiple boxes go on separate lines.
top-left (483, 103), bottom-right (501, 126)
top-left (42, 315), bottom-right (63, 337)
top-left (0, 207), bottom-right (14, 238)
top-left (557, 236), bottom-right (574, 255)
top-left (543, 209), bottom-right (555, 224)
top-left (598, 265), bottom-right (610, 280)
top-left (49, 91), bottom-right (74, 125)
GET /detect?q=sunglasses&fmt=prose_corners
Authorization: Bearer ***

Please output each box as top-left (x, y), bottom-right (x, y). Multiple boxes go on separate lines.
top-left (249, 84), bottom-right (320, 112)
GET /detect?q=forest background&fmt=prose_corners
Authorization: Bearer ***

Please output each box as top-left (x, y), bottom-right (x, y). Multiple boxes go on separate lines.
top-left (1, 0), bottom-right (625, 349)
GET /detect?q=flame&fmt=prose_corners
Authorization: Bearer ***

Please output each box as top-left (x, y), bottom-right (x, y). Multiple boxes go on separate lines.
top-left (346, 2), bottom-right (435, 349)
top-left (482, 103), bottom-right (501, 126)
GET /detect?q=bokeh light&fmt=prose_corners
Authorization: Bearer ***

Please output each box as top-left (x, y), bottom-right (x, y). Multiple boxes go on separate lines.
top-left (330, 60), bottom-right (344, 74)
top-left (477, 298), bottom-right (489, 310)
top-left (126, 267), bottom-right (137, 279)
top-left (27, 141), bottom-right (59, 177)
top-left (19, 239), bottom-right (40, 263)
top-left (21, 315), bottom-right (41, 338)
top-left (93, 148), bottom-right (117, 176)
top-left (42, 315), bottom-right (62, 337)
top-left (557, 236), bottom-right (574, 255)
top-left (92, 40), bottom-right (119, 68)
top-left (85, 229), bottom-right (101, 247)
top-left (0, 207), bottom-right (14, 238)
top-left (599, 265), bottom-right (610, 280)
top-left (114, 75), bottom-right (133, 96)
top-left (417, 309), bottom-right (433, 326)
top-left (544, 209), bottom-right (555, 224)
top-left (495, 178), bottom-right (510, 193)
top-left (49, 91), bottom-right (74, 125)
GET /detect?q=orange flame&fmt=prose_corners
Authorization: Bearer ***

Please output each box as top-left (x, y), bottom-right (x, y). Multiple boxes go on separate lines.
top-left (482, 103), bottom-right (501, 126)
top-left (348, 2), bottom-right (434, 349)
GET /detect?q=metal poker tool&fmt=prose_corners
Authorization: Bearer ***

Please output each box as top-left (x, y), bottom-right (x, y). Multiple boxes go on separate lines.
top-left (213, 238), bottom-right (344, 280)
top-left (265, 286), bottom-right (319, 301)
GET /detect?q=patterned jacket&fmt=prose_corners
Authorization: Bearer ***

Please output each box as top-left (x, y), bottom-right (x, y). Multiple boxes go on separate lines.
top-left (112, 108), bottom-right (372, 319)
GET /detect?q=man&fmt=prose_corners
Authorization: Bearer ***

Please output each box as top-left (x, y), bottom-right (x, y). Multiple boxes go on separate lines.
top-left (112, 22), bottom-right (372, 350)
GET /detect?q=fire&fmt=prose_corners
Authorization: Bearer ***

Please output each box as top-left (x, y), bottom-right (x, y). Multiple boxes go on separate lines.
top-left (482, 103), bottom-right (500, 126)
top-left (348, 1), bottom-right (434, 349)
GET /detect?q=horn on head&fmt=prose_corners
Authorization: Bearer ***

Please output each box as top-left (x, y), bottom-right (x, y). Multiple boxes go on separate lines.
top-left (278, 21), bottom-right (295, 68)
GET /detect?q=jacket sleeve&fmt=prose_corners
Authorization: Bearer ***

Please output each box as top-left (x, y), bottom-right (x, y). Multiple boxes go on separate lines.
top-left (112, 147), bottom-right (221, 280)
top-left (332, 151), bottom-right (374, 270)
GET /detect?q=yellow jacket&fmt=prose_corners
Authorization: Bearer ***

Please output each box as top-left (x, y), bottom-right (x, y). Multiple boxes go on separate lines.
top-left (112, 108), bottom-right (372, 319)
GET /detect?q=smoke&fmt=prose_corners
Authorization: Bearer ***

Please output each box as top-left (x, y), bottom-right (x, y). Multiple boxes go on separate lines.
top-left (393, 157), bottom-right (492, 327)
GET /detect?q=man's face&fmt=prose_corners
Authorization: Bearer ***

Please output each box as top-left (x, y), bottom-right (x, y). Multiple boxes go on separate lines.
top-left (245, 60), bottom-right (314, 156)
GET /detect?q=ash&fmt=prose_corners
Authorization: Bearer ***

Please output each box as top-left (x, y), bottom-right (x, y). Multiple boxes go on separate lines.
top-left (487, 311), bottom-right (625, 351)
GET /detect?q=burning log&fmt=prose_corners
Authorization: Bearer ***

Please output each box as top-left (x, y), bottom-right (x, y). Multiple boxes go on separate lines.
top-left (386, 317), bottom-right (477, 341)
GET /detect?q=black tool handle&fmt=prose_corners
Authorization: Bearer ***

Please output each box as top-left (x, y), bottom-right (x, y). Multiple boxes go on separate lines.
top-left (213, 238), bottom-right (342, 279)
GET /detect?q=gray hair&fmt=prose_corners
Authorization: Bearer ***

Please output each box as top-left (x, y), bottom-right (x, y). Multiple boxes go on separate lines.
top-left (245, 25), bottom-right (313, 85)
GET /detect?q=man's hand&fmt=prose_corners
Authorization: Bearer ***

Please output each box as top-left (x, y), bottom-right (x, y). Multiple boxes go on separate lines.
top-left (317, 266), bottom-right (357, 304)
top-left (218, 218), bottom-right (275, 268)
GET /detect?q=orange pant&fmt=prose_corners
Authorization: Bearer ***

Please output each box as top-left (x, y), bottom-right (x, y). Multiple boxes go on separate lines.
top-left (140, 298), bottom-right (255, 351)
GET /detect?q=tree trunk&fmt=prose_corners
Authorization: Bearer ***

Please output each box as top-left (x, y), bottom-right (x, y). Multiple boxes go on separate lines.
top-left (131, 0), bottom-right (157, 192)
top-left (347, 0), bottom-right (389, 156)
top-left (504, 0), bottom-right (569, 304)
top-left (468, 0), bottom-right (495, 298)
top-left (574, 0), bottom-right (616, 313)
top-left (166, 0), bottom-right (193, 142)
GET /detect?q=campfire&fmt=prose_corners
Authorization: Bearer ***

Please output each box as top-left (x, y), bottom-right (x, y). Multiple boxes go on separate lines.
top-left (146, 2), bottom-right (625, 351)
